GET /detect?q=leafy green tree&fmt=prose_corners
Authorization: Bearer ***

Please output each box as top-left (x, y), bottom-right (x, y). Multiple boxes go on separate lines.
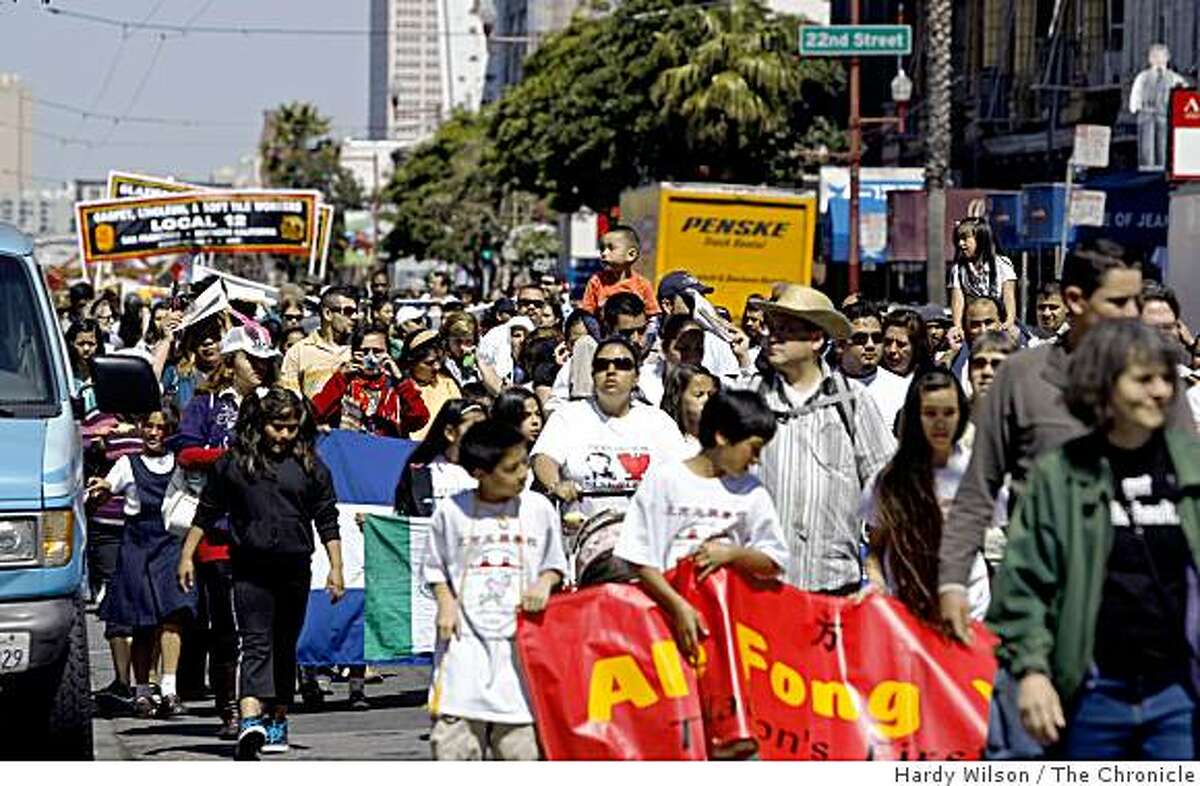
top-left (490, 0), bottom-right (843, 212)
top-left (380, 110), bottom-right (504, 269)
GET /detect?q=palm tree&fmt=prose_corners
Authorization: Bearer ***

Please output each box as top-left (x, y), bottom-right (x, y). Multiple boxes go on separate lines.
top-left (651, 0), bottom-right (799, 178)
top-left (924, 0), bottom-right (953, 303)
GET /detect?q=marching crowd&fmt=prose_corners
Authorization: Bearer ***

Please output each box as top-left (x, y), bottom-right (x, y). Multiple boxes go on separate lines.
top-left (61, 218), bottom-right (1200, 761)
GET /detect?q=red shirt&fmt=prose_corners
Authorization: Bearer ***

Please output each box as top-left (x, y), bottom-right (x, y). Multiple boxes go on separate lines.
top-left (580, 268), bottom-right (660, 316)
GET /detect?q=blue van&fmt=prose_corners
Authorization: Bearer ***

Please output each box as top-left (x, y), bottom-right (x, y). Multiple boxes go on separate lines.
top-left (0, 224), bottom-right (156, 759)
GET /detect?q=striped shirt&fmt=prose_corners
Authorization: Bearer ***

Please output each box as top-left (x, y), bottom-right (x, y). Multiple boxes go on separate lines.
top-left (736, 364), bottom-right (897, 592)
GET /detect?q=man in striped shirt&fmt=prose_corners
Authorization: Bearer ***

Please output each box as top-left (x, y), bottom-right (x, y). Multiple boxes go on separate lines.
top-left (738, 285), bottom-right (897, 594)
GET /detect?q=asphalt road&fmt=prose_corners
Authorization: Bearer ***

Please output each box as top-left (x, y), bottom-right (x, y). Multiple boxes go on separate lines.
top-left (87, 612), bottom-right (435, 760)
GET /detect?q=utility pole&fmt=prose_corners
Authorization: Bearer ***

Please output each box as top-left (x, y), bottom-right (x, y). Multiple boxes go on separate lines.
top-left (847, 0), bottom-right (862, 294)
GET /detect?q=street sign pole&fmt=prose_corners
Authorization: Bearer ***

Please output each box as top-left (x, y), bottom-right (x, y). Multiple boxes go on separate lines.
top-left (848, 0), bottom-right (862, 293)
top-left (800, 18), bottom-right (911, 295)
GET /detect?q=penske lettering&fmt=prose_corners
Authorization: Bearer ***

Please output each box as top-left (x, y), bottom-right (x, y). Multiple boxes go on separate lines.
top-left (680, 217), bottom-right (790, 238)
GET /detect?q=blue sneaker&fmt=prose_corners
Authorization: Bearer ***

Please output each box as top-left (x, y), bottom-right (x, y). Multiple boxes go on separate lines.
top-left (261, 718), bottom-right (289, 754)
top-left (235, 717), bottom-right (267, 760)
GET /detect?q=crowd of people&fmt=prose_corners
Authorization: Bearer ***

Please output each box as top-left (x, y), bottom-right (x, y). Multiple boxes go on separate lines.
top-left (60, 220), bottom-right (1200, 761)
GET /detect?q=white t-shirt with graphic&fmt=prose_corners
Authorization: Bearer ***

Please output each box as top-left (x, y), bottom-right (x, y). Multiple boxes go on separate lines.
top-left (422, 489), bottom-right (568, 724)
top-left (531, 398), bottom-right (690, 519)
top-left (614, 460), bottom-right (789, 572)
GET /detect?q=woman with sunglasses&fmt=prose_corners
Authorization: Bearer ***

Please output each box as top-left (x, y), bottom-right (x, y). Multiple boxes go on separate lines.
top-left (532, 337), bottom-right (689, 583)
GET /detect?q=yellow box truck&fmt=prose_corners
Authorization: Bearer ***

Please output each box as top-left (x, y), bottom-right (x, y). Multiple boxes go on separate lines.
top-left (620, 182), bottom-right (817, 317)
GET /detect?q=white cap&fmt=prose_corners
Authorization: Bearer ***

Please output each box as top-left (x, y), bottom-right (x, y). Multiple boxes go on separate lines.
top-left (396, 305), bottom-right (426, 324)
top-left (220, 324), bottom-right (279, 359)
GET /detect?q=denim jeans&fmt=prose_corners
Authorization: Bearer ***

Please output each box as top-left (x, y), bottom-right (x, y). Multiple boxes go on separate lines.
top-left (987, 668), bottom-right (1046, 760)
top-left (1058, 668), bottom-right (1196, 760)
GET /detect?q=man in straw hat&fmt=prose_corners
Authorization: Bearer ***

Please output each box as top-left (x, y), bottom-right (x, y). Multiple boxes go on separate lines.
top-left (735, 284), bottom-right (896, 594)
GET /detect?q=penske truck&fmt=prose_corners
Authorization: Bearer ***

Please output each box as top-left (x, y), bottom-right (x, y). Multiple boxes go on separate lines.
top-left (619, 182), bottom-right (818, 316)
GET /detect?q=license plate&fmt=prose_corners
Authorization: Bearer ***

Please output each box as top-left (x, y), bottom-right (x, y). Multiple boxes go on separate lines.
top-left (0, 632), bottom-right (30, 674)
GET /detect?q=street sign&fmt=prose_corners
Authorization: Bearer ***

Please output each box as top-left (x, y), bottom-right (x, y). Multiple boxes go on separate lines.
top-left (1170, 89), bottom-right (1200, 181)
top-left (1069, 189), bottom-right (1106, 227)
top-left (1072, 125), bottom-right (1111, 169)
top-left (799, 25), bottom-right (912, 57)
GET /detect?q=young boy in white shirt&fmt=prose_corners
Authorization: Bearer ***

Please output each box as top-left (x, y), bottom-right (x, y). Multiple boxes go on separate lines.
top-left (614, 389), bottom-right (789, 661)
top-left (424, 420), bottom-right (567, 760)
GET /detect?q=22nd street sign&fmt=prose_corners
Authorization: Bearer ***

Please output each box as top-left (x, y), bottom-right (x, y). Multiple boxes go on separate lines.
top-left (799, 25), bottom-right (912, 56)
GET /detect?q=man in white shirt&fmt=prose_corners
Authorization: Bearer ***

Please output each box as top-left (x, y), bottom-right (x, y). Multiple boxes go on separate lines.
top-left (837, 301), bottom-right (908, 433)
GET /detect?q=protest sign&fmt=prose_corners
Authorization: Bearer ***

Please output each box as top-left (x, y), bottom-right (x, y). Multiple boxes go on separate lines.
top-left (517, 562), bottom-right (997, 761)
top-left (106, 170), bottom-right (210, 199)
top-left (76, 190), bottom-right (321, 263)
top-left (309, 204), bottom-right (335, 278)
top-left (517, 582), bottom-right (707, 760)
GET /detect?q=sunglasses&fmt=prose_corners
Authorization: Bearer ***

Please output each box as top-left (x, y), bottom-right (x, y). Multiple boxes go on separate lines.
top-left (330, 305), bottom-right (358, 317)
top-left (592, 356), bottom-right (637, 373)
top-left (849, 331), bottom-right (883, 346)
top-left (969, 356), bottom-right (1006, 370)
top-left (517, 298), bottom-right (547, 309)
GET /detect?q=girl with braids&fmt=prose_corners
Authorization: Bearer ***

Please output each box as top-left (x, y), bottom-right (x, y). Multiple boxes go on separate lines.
top-left (859, 368), bottom-right (990, 624)
top-left (178, 388), bottom-right (345, 760)
top-left (949, 216), bottom-right (1018, 339)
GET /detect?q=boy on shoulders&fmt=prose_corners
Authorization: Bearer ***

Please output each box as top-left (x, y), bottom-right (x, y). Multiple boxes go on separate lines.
top-left (579, 224), bottom-right (660, 317)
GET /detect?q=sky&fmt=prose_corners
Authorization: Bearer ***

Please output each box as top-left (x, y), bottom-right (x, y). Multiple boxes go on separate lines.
top-left (0, 0), bottom-right (370, 186)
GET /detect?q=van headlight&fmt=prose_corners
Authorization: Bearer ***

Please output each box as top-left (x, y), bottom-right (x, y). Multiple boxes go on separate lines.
top-left (40, 510), bottom-right (74, 567)
top-left (0, 519), bottom-right (37, 563)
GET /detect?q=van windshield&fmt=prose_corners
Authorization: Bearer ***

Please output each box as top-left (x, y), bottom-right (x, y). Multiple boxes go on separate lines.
top-left (0, 254), bottom-right (56, 410)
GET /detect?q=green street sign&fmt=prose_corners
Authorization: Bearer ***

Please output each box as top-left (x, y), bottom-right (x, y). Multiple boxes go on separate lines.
top-left (799, 25), bottom-right (912, 56)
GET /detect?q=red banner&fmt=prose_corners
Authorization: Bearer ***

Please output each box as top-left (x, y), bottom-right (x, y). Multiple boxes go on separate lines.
top-left (517, 562), bottom-right (997, 760)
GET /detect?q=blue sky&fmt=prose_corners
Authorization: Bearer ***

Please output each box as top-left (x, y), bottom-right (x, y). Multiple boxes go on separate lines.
top-left (1, 1), bottom-right (369, 185)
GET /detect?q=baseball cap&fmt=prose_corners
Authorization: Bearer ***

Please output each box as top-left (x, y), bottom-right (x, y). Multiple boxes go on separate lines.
top-left (657, 270), bottom-right (714, 303)
top-left (395, 305), bottom-right (427, 324)
top-left (220, 325), bottom-right (279, 359)
top-left (913, 303), bottom-right (953, 325)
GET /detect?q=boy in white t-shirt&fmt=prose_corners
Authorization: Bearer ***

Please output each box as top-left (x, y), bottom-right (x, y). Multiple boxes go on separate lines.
top-left (423, 420), bottom-right (567, 761)
top-left (614, 390), bottom-right (789, 661)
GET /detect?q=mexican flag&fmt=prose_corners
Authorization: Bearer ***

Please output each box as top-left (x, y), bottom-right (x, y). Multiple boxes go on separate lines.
top-left (297, 431), bottom-right (436, 665)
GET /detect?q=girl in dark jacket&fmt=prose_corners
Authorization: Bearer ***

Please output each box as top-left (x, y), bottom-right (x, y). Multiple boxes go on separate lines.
top-left (178, 388), bottom-right (345, 760)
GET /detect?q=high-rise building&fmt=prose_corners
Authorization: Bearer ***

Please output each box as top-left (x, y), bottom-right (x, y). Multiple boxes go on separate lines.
top-left (0, 74), bottom-right (34, 194)
top-left (483, 0), bottom-right (587, 102)
top-left (369, 0), bottom-right (489, 143)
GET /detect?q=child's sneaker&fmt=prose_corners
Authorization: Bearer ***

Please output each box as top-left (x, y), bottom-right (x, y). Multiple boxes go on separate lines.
top-left (235, 717), bottom-right (267, 760)
top-left (261, 718), bottom-right (289, 754)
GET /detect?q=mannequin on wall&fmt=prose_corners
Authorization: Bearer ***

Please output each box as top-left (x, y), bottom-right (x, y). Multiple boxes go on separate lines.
top-left (1130, 44), bottom-right (1188, 171)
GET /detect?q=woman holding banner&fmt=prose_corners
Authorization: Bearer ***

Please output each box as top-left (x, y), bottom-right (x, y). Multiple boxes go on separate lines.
top-left (988, 320), bottom-right (1200, 759)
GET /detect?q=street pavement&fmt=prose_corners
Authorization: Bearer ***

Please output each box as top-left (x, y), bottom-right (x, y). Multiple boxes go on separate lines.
top-left (87, 612), bottom-right (435, 760)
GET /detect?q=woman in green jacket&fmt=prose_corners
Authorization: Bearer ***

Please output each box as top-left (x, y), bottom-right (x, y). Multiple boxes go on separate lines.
top-left (989, 318), bottom-right (1200, 759)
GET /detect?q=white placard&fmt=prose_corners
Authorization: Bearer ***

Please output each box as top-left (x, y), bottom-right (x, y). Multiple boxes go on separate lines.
top-left (1073, 124), bottom-right (1111, 168)
top-left (1069, 189), bottom-right (1107, 226)
top-left (1173, 127), bottom-right (1200, 179)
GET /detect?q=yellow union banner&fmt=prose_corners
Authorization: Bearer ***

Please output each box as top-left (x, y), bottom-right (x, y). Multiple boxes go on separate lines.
top-left (76, 189), bottom-right (322, 263)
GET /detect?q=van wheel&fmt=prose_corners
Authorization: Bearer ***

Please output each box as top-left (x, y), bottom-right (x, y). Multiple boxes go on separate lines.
top-left (0, 598), bottom-right (94, 760)
top-left (45, 597), bottom-right (95, 759)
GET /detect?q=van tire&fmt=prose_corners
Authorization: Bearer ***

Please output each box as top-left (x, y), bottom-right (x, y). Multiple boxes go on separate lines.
top-left (45, 597), bottom-right (95, 760)
top-left (0, 598), bottom-right (94, 760)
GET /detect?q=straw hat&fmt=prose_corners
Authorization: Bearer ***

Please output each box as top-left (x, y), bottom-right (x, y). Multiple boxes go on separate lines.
top-left (758, 285), bottom-right (852, 340)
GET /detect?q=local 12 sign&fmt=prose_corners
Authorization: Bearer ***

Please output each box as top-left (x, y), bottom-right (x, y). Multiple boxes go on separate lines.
top-left (1170, 89), bottom-right (1200, 181)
